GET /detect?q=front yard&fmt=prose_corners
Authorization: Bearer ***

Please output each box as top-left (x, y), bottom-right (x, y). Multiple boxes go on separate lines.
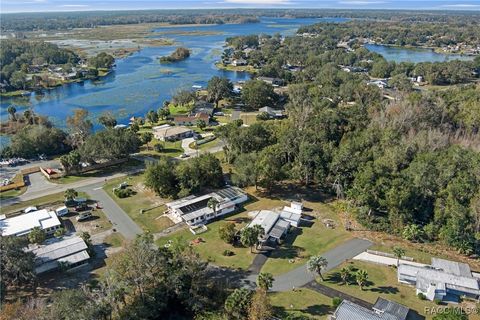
top-left (103, 174), bottom-right (174, 233)
top-left (270, 288), bottom-right (334, 320)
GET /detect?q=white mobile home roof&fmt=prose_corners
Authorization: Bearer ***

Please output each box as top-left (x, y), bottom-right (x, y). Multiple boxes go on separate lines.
top-left (248, 210), bottom-right (279, 234)
top-left (0, 209), bottom-right (61, 236)
top-left (431, 258), bottom-right (472, 277)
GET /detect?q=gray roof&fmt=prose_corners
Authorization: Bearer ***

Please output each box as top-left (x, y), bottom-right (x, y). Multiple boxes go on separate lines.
top-left (333, 300), bottom-right (397, 320)
top-left (269, 219), bottom-right (290, 239)
top-left (431, 258), bottom-right (472, 277)
top-left (373, 298), bottom-right (409, 320)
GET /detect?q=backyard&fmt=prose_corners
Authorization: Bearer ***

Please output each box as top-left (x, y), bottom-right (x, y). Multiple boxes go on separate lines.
top-left (103, 174), bottom-right (174, 233)
top-left (270, 288), bottom-right (334, 319)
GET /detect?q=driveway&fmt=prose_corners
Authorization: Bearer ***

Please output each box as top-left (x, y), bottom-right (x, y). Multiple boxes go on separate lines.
top-left (242, 238), bottom-right (373, 291)
top-left (0, 159), bottom-right (61, 181)
top-left (79, 182), bottom-right (142, 240)
top-left (23, 172), bottom-right (56, 194)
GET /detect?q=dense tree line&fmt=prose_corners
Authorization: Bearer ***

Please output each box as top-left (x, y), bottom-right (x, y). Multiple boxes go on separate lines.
top-left (159, 47), bottom-right (191, 63)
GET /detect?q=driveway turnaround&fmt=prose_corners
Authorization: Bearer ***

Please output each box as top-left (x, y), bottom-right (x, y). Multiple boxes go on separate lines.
top-left (80, 183), bottom-right (142, 240)
top-left (261, 238), bottom-right (373, 292)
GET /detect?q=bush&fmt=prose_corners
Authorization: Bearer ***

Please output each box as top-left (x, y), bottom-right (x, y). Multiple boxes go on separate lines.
top-left (417, 293), bottom-right (426, 300)
top-left (332, 297), bottom-right (343, 308)
top-left (222, 249), bottom-right (234, 256)
top-left (154, 144), bottom-right (164, 152)
top-left (433, 298), bottom-right (442, 305)
top-left (114, 187), bottom-right (134, 198)
top-left (54, 227), bottom-right (66, 238)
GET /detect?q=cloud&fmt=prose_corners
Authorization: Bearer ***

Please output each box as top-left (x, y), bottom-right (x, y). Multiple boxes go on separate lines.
top-left (339, 0), bottom-right (387, 5)
top-left (59, 4), bottom-right (90, 7)
top-left (223, 0), bottom-right (293, 4)
top-left (440, 4), bottom-right (480, 8)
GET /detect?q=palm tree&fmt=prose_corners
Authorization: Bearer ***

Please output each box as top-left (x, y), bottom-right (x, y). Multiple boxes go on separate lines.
top-left (339, 267), bottom-right (350, 285)
top-left (307, 255), bottom-right (328, 281)
top-left (356, 269), bottom-right (368, 290)
top-left (7, 106), bottom-right (17, 121)
top-left (257, 272), bottom-right (274, 292)
top-left (207, 197), bottom-right (219, 217)
top-left (64, 188), bottom-right (78, 201)
top-left (392, 246), bottom-right (405, 266)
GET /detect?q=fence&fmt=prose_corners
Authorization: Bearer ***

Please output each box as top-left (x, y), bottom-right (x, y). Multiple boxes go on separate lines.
top-left (366, 249), bottom-right (414, 261)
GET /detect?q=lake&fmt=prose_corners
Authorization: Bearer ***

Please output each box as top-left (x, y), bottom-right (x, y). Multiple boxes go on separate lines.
top-left (365, 44), bottom-right (475, 63)
top-left (0, 16), bottom-right (475, 145)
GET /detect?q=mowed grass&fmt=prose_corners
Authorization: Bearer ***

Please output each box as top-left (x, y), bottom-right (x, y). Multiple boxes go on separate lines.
top-left (261, 200), bottom-right (352, 275)
top-left (322, 261), bottom-right (440, 319)
top-left (270, 288), bottom-right (334, 319)
top-left (103, 174), bottom-right (173, 233)
top-left (104, 232), bottom-right (126, 248)
top-left (0, 192), bottom-right (65, 215)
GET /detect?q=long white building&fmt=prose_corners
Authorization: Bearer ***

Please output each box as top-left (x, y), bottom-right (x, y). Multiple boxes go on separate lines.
top-left (0, 209), bottom-right (62, 237)
top-left (166, 187), bottom-right (248, 226)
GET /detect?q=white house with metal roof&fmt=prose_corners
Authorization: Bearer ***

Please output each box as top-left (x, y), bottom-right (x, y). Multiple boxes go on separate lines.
top-left (27, 236), bottom-right (90, 274)
top-left (398, 258), bottom-right (480, 301)
top-left (0, 209), bottom-right (61, 237)
top-left (332, 298), bottom-right (409, 320)
top-left (166, 187), bottom-right (248, 226)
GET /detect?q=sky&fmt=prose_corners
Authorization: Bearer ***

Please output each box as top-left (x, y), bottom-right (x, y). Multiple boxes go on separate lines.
top-left (1, 0), bottom-right (480, 13)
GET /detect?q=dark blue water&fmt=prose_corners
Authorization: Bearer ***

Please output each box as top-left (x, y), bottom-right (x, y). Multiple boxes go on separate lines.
top-left (365, 44), bottom-right (475, 63)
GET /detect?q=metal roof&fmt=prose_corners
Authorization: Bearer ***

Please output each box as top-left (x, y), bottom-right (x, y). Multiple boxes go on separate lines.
top-left (269, 219), bottom-right (290, 239)
top-left (248, 210), bottom-right (279, 235)
top-left (0, 209), bottom-right (61, 236)
top-left (333, 300), bottom-right (397, 320)
top-left (431, 258), bottom-right (472, 277)
top-left (373, 298), bottom-right (409, 320)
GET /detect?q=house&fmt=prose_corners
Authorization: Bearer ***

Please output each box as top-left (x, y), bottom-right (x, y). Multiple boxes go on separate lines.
top-left (257, 76), bottom-right (285, 86)
top-left (27, 236), bottom-right (90, 274)
top-left (332, 298), bottom-right (409, 320)
top-left (397, 258), bottom-right (480, 301)
top-left (232, 58), bottom-right (247, 66)
top-left (0, 209), bottom-right (61, 237)
top-left (368, 80), bottom-right (389, 89)
top-left (247, 208), bottom-right (301, 243)
top-left (280, 202), bottom-right (303, 227)
top-left (193, 101), bottom-right (215, 116)
top-left (173, 112), bottom-right (210, 126)
top-left (259, 106), bottom-right (285, 119)
top-left (153, 124), bottom-right (194, 141)
top-left (166, 187), bottom-right (248, 226)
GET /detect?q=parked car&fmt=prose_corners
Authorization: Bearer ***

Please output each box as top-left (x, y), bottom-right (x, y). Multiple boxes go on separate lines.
top-left (76, 211), bottom-right (93, 222)
top-left (55, 206), bottom-right (69, 217)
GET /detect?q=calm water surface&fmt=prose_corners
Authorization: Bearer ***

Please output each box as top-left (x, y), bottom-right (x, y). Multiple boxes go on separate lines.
top-left (365, 44), bottom-right (475, 63)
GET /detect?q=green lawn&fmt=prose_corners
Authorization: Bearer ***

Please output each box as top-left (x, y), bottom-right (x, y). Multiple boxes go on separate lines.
top-left (261, 201), bottom-right (352, 276)
top-left (158, 210), bottom-right (255, 270)
top-left (0, 192), bottom-right (66, 215)
top-left (103, 174), bottom-right (174, 233)
top-left (140, 140), bottom-right (184, 158)
top-left (270, 288), bottom-right (334, 319)
top-left (322, 261), bottom-right (438, 319)
top-left (104, 232), bottom-right (126, 248)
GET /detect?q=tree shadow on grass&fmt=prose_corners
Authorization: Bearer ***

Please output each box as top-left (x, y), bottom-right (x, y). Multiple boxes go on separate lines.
top-left (268, 228), bottom-right (305, 260)
top-left (273, 304), bottom-right (333, 319)
top-left (370, 286), bottom-right (399, 294)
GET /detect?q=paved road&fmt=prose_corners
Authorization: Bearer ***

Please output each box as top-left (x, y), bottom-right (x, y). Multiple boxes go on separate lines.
top-left (241, 238), bottom-right (373, 292)
top-left (79, 182), bottom-right (142, 240)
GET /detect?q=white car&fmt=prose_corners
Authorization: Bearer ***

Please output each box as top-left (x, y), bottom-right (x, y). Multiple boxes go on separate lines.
top-left (55, 206), bottom-right (69, 217)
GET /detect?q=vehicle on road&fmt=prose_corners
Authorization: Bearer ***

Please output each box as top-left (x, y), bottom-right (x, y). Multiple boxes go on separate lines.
top-left (76, 211), bottom-right (93, 222)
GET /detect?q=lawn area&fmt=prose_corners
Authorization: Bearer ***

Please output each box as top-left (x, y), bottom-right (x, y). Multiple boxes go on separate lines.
top-left (140, 140), bottom-right (184, 158)
top-left (158, 210), bottom-right (255, 270)
top-left (270, 288), bottom-right (334, 319)
top-left (104, 232), bottom-right (126, 248)
top-left (369, 244), bottom-right (436, 265)
top-left (103, 174), bottom-right (174, 233)
top-left (261, 200), bottom-right (353, 276)
top-left (240, 112), bottom-right (259, 125)
top-left (189, 138), bottom-right (220, 151)
top-left (0, 192), bottom-right (65, 215)
top-left (322, 261), bottom-right (440, 319)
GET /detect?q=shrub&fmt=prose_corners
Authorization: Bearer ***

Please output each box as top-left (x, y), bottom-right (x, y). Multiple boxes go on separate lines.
top-left (332, 297), bottom-right (343, 308)
top-left (114, 187), bottom-right (133, 198)
top-left (433, 298), bottom-right (442, 305)
top-left (154, 144), bottom-right (164, 152)
top-left (417, 293), bottom-right (426, 300)
top-left (223, 249), bottom-right (234, 256)
top-left (54, 227), bottom-right (66, 238)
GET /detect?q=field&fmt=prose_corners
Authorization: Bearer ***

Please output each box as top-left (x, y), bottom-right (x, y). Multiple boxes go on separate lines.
top-left (103, 174), bottom-right (174, 234)
top-left (270, 288), bottom-right (334, 319)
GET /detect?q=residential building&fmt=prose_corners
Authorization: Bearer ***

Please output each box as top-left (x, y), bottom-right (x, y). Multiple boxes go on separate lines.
top-left (27, 236), bottom-right (90, 274)
top-left (247, 205), bottom-right (302, 243)
top-left (166, 187), bottom-right (248, 225)
top-left (153, 124), bottom-right (194, 141)
top-left (0, 209), bottom-right (61, 237)
top-left (232, 58), bottom-right (247, 66)
top-left (332, 298), bottom-right (409, 320)
top-left (257, 76), bottom-right (285, 86)
top-left (397, 258), bottom-right (480, 301)
top-left (259, 106), bottom-right (285, 118)
top-left (193, 101), bottom-right (215, 116)
top-left (173, 112), bottom-right (210, 126)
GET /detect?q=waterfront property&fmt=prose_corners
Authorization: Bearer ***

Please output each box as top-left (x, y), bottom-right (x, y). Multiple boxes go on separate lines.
top-left (173, 112), bottom-right (210, 126)
top-left (165, 187), bottom-right (248, 226)
top-left (257, 76), bottom-right (285, 86)
top-left (152, 124), bottom-right (194, 141)
top-left (27, 235), bottom-right (90, 274)
top-left (332, 298), bottom-right (409, 320)
top-left (0, 209), bottom-right (61, 237)
top-left (397, 258), bottom-right (480, 301)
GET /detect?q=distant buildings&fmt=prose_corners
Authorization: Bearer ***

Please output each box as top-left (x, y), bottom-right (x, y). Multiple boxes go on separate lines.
top-left (166, 187), bottom-right (248, 226)
top-left (27, 236), bottom-right (90, 274)
top-left (232, 58), bottom-right (247, 66)
top-left (0, 209), bottom-right (61, 237)
top-left (259, 106), bottom-right (285, 119)
top-left (332, 298), bottom-right (410, 320)
top-left (173, 112), bottom-right (210, 126)
top-left (153, 124), bottom-right (194, 141)
top-left (257, 76), bottom-right (285, 86)
top-left (398, 258), bottom-right (480, 301)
